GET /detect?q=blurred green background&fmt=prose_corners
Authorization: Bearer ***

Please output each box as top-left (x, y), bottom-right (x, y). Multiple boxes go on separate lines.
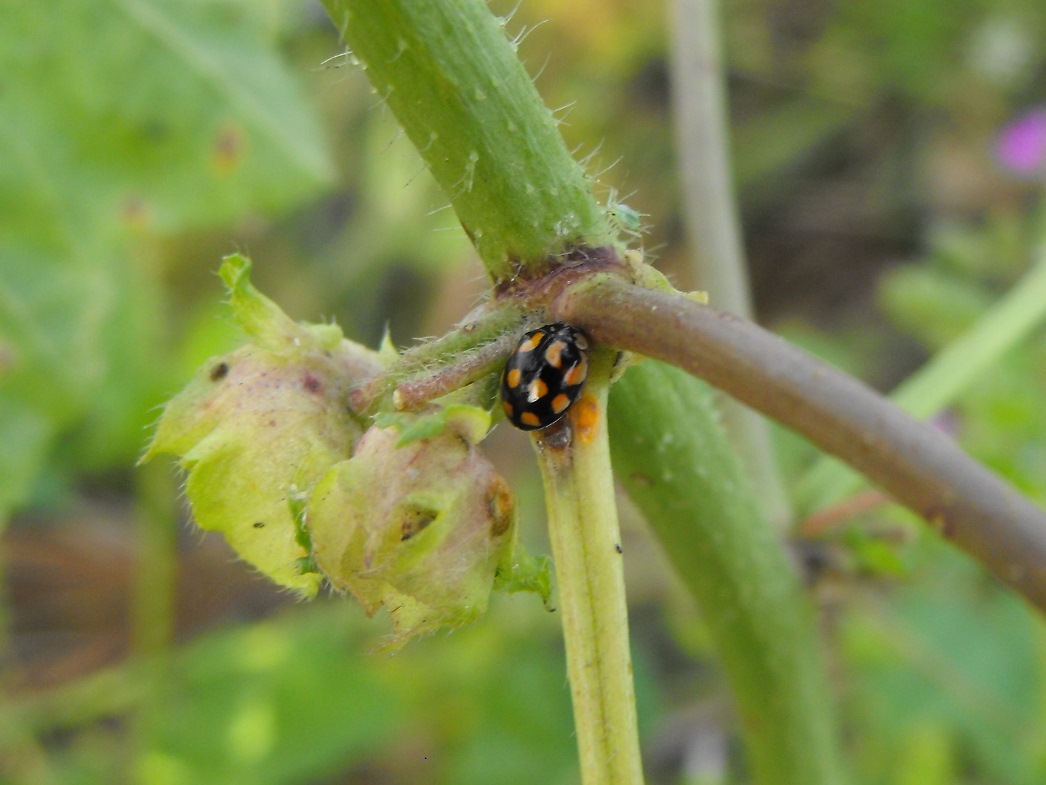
top-left (3, 1), bottom-right (1046, 783)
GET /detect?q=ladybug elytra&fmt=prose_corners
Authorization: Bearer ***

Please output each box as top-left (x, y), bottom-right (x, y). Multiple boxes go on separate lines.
top-left (500, 323), bottom-right (590, 431)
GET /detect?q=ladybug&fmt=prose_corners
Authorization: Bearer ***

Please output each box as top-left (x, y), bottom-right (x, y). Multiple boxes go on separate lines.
top-left (500, 322), bottom-right (590, 430)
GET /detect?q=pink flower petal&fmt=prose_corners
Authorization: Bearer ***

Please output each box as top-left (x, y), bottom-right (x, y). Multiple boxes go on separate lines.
top-left (996, 108), bottom-right (1046, 176)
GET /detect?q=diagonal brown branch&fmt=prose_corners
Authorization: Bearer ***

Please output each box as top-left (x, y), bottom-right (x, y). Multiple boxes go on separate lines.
top-left (554, 275), bottom-right (1046, 612)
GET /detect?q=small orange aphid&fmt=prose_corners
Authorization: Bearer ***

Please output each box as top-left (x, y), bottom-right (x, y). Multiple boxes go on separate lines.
top-left (572, 395), bottom-right (601, 444)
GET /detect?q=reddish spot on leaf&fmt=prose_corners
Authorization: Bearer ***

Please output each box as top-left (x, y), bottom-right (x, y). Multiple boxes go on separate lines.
top-left (212, 124), bottom-right (246, 174)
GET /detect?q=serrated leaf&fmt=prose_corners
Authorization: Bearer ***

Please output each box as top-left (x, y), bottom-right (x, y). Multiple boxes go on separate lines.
top-left (143, 258), bottom-right (383, 595)
top-left (220, 253), bottom-right (344, 354)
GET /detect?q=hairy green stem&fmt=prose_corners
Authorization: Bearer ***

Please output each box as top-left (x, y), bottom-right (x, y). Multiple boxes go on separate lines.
top-left (348, 300), bottom-right (526, 413)
top-left (323, 0), bottom-right (613, 281)
top-left (534, 350), bottom-right (644, 785)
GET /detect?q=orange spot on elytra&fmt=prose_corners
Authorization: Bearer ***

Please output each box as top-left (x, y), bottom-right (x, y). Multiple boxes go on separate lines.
top-left (544, 340), bottom-right (566, 368)
top-left (520, 411), bottom-right (541, 428)
top-left (551, 393), bottom-right (571, 413)
top-left (518, 334), bottom-right (542, 352)
top-left (501, 400), bottom-right (514, 418)
top-left (563, 357), bottom-right (588, 386)
top-left (528, 378), bottom-right (548, 402)
top-left (506, 367), bottom-right (522, 388)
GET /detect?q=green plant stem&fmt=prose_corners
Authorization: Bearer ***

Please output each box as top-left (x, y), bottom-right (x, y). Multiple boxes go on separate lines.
top-left (796, 245), bottom-right (1046, 512)
top-left (555, 275), bottom-right (1046, 612)
top-left (609, 360), bottom-right (844, 785)
top-left (130, 460), bottom-right (178, 784)
top-left (668, 0), bottom-right (791, 530)
top-left (533, 350), bottom-right (644, 785)
top-left (348, 299), bottom-right (526, 413)
top-left (132, 460), bottom-right (177, 657)
top-left (320, 4), bottom-right (834, 781)
top-left (323, 0), bottom-right (613, 281)
top-left (669, 0), bottom-right (751, 312)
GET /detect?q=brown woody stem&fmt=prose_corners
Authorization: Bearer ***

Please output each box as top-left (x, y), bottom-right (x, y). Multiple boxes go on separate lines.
top-left (554, 275), bottom-right (1046, 611)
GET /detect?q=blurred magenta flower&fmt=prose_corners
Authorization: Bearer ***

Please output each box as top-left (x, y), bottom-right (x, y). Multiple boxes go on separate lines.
top-left (996, 108), bottom-right (1046, 176)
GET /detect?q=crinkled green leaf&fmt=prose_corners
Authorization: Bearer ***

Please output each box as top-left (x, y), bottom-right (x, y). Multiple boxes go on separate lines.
top-left (219, 254), bottom-right (344, 354)
top-left (309, 418), bottom-right (518, 648)
top-left (373, 411), bottom-right (449, 445)
top-left (493, 545), bottom-right (552, 608)
top-left (143, 257), bottom-right (383, 596)
top-left (375, 403), bottom-right (492, 447)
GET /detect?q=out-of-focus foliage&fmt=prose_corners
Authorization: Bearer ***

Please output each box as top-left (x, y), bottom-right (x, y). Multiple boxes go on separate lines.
top-left (879, 213), bottom-right (1046, 502)
top-left (0, 0), bottom-right (333, 519)
top-left (4, 0), bottom-right (1046, 783)
top-left (839, 534), bottom-right (1046, 785)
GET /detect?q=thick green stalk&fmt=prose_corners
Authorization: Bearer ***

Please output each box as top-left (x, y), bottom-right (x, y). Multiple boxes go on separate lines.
top-left (534, 351), bottom-right (644, 785)
top-left (609, 360), bottom-right (845, 785)
top-left (323, 0), bottom-right (613, 280)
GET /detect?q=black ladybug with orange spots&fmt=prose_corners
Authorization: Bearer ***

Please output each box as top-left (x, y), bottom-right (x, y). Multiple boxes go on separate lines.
top-left (500, 323), bottom-right (590, 430)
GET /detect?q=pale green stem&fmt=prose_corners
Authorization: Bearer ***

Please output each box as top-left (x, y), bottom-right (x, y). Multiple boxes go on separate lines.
top-left (533, 350), bottom-right (645, 785)
top-left (132, 460), bottom-right (177, 656)
top-left (796, 243), bottom-right (1046, 513)
top-left (669, 0), bottom-right (751, 309)
top-left (669, 0), bottom-right (791, 529)
top-left (130, 459), bottom-right (178, 784)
